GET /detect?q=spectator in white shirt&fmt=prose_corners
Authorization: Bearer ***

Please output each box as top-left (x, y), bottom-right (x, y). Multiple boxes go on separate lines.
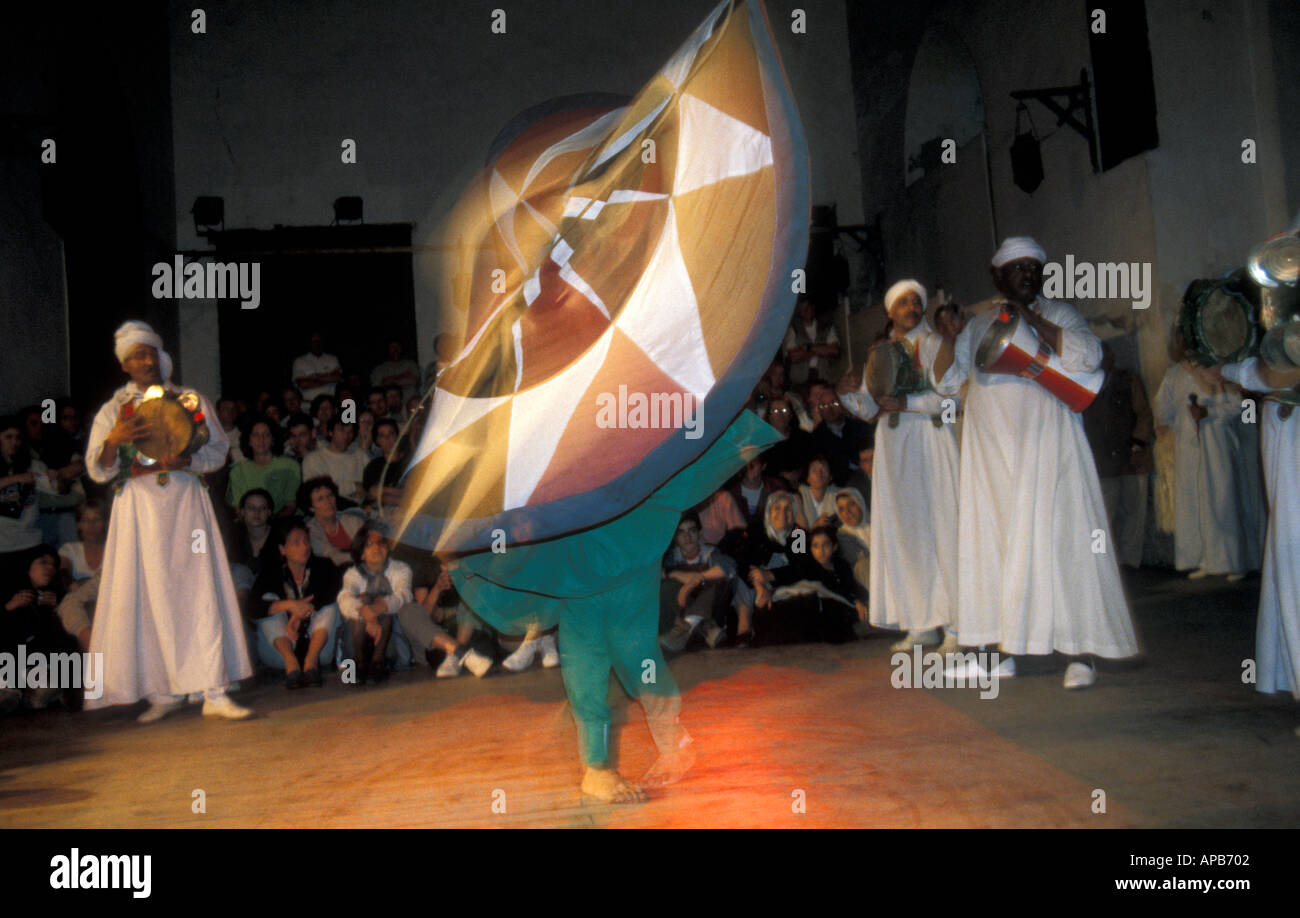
top-left (301, 417), bottom-right (368, 504)
top-left (292, 331), bottom-right (342, 402)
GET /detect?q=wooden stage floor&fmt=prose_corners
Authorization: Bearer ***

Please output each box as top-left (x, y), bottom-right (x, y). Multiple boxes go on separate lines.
top-left (1, 570), bottom-right (1296, 828)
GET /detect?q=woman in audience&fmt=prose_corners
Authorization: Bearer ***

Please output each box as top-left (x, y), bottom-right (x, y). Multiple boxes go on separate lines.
top-left (833, 488), bottom-right (870, 596)
top-left (226, 488), bottom-right (279, 598)
top-left (227, 419), bottom-right (301, 516)
top-left (797, 456), bottom-right (839, 531)
top-left (1, 546), bottom-right (76, 713)
top-left (353, 409), bottom-right (381, 460)
top-left (58, 498), bottom-right (107, 588)
top-left (248, 519), bottom-right (340, 689)
top-left (750, 525), bottom-right (864, 645)
top-left (309, 394), bottom-right (337, 444)
top-left (737, 491), bottom-right (804, 646)
top-left (301, 477), bottom-right (364, 568)
top-left (337, 524), bottom-right (409, 684)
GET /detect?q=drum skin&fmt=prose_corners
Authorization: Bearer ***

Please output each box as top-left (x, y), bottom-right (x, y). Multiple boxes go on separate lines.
top-left (1179, 279), bottom-right (1257, 366)
top-left (129, 389), bottom-right (209, 462)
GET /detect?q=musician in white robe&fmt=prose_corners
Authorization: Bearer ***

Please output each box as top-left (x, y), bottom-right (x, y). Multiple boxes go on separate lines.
top-left (866, 280), bottom-right (961, 652)
top-left (1220, 358), bottom-right (1300, 708)
top-left (1154, 359), bottom-right (1262, 579)
top-left (86, 321), bottom-right (253, 722)
top-left (933, 238), bottom-right (1139, 689)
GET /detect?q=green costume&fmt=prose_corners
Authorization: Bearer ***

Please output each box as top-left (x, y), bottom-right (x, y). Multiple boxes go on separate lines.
top-left (451, 411), bottom-right (778, 765)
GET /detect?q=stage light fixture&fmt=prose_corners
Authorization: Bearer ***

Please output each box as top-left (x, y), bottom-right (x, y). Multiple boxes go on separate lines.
top-left (333, 196), bottom-right (363, 224)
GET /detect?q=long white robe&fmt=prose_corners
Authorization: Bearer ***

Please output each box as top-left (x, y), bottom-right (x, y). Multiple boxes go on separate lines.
top-left (1153, 362), bottom-right (1262, 574)
top-left (868, 324), bottom-right (961, 632)
top-left (936, 297), bottom-right (1138, 657)
top-left (86, 381), bottom-right (253, 707)
top-left (1222, 359), bottom-right (1299, 698)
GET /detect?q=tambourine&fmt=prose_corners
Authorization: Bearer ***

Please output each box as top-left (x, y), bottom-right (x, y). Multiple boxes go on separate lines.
top-left (864, 338), bottom-right (926, 399)
top-left (1179, 279), bottom-right (1258, 366)
top-left (975, 309), bottom-right (1104, 412)
top-left (125, 386), bottom-right (209, 464)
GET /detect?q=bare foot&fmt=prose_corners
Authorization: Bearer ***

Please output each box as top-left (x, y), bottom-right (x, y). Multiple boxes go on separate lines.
top-left (641, 739), bottom-right (696, 788)
top-left (582, 767), bottom-right (647, 803)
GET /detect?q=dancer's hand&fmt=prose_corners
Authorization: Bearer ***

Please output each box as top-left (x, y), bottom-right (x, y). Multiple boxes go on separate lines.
top-left (855, 600), bottom-right (868, 622)
top-left (365, 621), bottom-right (383, 643)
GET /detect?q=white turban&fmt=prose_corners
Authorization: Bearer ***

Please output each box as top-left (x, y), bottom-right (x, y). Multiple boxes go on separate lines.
top-left (991, 236), bottom-right (1047, 268)
top-left (884, 279), bottom-right (927, 312)
top-left (113, 320), bottom-right (173, 382)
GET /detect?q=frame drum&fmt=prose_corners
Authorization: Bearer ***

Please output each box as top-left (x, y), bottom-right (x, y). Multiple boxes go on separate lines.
top-left (864, 339), bottom-right (925, 399)
top-left (131, 388), bottom-right (209, 463)
top-left (1179, 280), bottom-right (1257, 366)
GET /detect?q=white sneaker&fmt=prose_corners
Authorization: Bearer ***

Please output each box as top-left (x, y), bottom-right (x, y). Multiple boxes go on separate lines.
top-left (539, 634), bottom-right (560, 668)
top-left (890, 628), bottom-right (941, 652)
top-left (186, 693), bottom-right (203, 703)
top-left (943, 653), bottom-right (1015, 681)
top-left (461, 648), bottom-right (494, 678)
top-left (501, 638), bottom-right (539, 673)
top-left (1188, 568), bottom-right (1210, 580)
top-left (435, 653), bottom-right (463, 678)
top-left (201, 695), bottom-right (253, 720)
top-left (138, 698), bottom-right (186, 724)
top-left (1063, 661), bottom-right (1097, 690)
top-left (935, 631), bottom-right (959, 655)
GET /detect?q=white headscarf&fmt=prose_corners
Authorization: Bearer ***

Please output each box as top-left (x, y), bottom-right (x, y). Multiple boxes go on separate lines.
top-left (114, 320), bottom-right (174, 382)
top-left (834, 487), bottom-right (871, 551)
top-left (884, 279), bottom-right (927, 312)
top-left (991, 236), bottom-right (1047, 268)
top-left (763, 491), bottom-right (797, 547)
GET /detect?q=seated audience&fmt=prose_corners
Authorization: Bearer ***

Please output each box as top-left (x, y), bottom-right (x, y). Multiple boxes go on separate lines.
top-left (302, 417), bottom-right (367, 504)
top-left (58, 498), bottom-right (107, 588)
top-left (337, 525), bottom-right (415, 684)
top-left (749, 525), bottom-right (865, 646)
top-left (284, 413), bottom-right (316, 461)
top-left (226, 488), bottom-right (279, 591)
top-left (659, 513), bottom-right (733, 653)
top-left (248, 519), bottom-right (341, 688)
top-left (798, 456), bottom-right (840, 530)
top-left (300, 477), bottom-right (364, 567)
top-left (2, 546), bottom-right (77, 713)
top-left (808, 383), bottom-right (871, 486)
top-left (309, 394), bottom-right (337, 444)
top-left (760, 396), bottom-right (814, 489)
top-left (833, 488), bottom-right (870, 595)
top-left (396, 558), bottom-right (494, 678)
top-left (227, 420), bottom-right (301, 516)
top-left (1, 415), bottom-right (57, 582)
